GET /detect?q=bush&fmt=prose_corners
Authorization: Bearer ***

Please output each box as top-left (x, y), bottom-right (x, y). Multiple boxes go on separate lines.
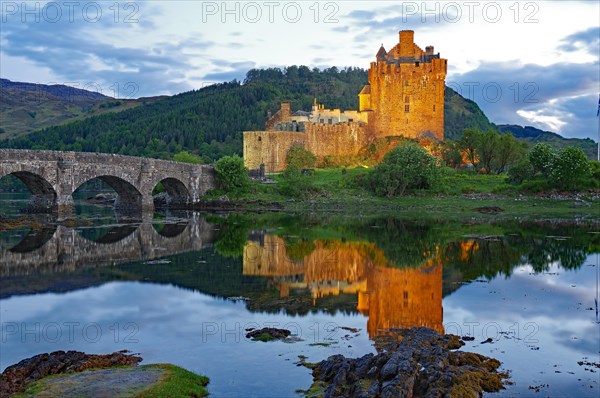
top-left (214, 155), bottom-right (250, 196)
top-left (528, 143), bottom-right (556, 178)
top-left (550, 147), bottom-right (592, 190)
top-left (367, 143), bottom-right (440, 197)
top-left (286, 143), bottom-right (316, 169)
top-left (279, 166), bottom-right (319, 198)
top-left (507, 158), bottom-right (534, 184)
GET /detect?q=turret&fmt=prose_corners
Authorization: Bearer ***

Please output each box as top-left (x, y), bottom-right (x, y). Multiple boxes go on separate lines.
top-left (426, 46), bottom-right (434, 56)
top-left (376, 45), bottom-right (387, 62)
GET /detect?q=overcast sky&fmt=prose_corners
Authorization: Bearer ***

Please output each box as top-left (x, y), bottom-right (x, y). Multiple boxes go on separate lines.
top-left (1, 1), bottom-right (598, 139)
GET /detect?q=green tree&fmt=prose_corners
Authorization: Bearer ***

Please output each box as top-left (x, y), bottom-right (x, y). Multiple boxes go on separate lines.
top-left (367, 142), bottom-right (440, 197)
top-left (440, 141), bottom-right (463, 168)
top-left (215, 155), bottom-right (250, 196)
top-left (528, 143), bottom-right (556, 178)
top-left (459, 128), bottom-right (482, 168)
top-left (476, 129), bottom-right (500, 174)
top-left (173, 150), bottom-right (203, 164)
top-left (550, 147), bottom-right (592, 189)
top-left (493, 133), bottom-right (525, 173)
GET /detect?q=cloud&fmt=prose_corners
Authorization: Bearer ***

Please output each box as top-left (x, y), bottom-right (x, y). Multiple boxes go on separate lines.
top-left (558, 27), bottom-right (600, 57)
top-left (448, 60), bottom-right (599, 139)
top-left (202, 61), bottom-right (256, 82)
top-left (0, 1), bottom-right (208, 96)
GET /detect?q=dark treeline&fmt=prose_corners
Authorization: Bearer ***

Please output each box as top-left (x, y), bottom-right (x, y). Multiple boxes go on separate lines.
top-left (0, 66), bottom-right (492, 162)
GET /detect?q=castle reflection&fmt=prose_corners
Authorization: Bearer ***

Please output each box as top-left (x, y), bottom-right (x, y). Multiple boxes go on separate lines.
top-left (243, 234), bottom-right (462, 337)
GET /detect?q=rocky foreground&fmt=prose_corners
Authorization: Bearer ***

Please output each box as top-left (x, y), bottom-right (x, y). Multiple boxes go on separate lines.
top-left (0, 350), bottom-right (142, 396)
top-left (304, 327), bottom-right (509, 398)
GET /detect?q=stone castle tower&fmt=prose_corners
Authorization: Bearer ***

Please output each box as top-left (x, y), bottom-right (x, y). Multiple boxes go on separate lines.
top-left (243, 30), bottom-right (447, 172)
top-left (360, 30), bottom-right (447, 141)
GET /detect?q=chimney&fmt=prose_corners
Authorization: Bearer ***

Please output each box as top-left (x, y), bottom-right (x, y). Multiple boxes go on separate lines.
top-left (280, 101), bottom-right (291, 118)
top-left (399, 30), bottom-right (415, 58)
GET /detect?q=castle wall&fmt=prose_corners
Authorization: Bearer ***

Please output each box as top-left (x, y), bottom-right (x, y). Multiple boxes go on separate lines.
top-left (243, 131), bottom-right (306, 173)
top-left (305, 122), bottom-right (369, 158)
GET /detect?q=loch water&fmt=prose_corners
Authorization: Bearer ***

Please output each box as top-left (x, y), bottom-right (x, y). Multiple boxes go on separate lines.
top-left (1, 195), bottom-right (599, 397)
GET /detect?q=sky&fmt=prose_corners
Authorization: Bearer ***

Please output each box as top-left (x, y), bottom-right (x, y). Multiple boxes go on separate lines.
top-left (0, 0), bottom-right (598, 140)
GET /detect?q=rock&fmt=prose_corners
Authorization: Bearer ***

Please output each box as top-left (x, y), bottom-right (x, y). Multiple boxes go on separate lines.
top-left (218, 195), bottom-right (230, 202)
top-left (473, 206), bottom-right (504, 214)
top-left (245, 327), bottom-right (291, 341)
top-left (305, 327), bottom-right (509, 398)
top-left (0, 350), bottom-right (142, 396)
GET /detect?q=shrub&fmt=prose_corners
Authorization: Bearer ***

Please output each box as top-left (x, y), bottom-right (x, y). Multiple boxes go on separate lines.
top-left (550, 147), bottom-right (592, 190)
top-left (279, 166), bottom-right (319, 198)
top-left (286, 143), bottom-right (316, 169)
top-left (214, 155), bottom-right (250, 196)
top-left (367, 143), bottom-right (440, 197)
top-left (507, 158), bottom-right (534, 184)
top-left (589, 160), bottom-right (600, 180)
top-left (528, 143), bottom-right (556, 178)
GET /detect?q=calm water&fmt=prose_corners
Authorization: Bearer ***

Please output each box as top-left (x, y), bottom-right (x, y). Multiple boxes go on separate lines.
top-left (1, 196), bottom-right (599, 397)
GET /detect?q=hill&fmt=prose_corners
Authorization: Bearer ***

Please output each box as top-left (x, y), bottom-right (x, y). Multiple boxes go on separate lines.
top-left (444, 86), bottom-right (496, 139)
top-left (0, 79), bottom-right (156, 139)
top-left (0, 67), bottom-right (498, 161)
top-left (497, 124), bottom-right (597, 159)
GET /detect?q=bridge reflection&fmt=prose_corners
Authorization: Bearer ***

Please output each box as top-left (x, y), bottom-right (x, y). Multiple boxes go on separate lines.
top-left (1, 216), bottom-right (214, 277)
top-left (243, 234), bottom-right (451, 337)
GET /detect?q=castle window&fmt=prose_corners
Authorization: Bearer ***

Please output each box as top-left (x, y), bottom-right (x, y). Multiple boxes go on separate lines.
top-left (404, 81), bottom-right (409, 86)
top-left (405, 105), bottom-right (410, 113)
top-left (258, 136), bottom-right (262, 142)
top-left (415, 61), bottom-right (420, 67)
top-left (404, 96), bottom-right (410, 103)
top-left (433, 105), bottom-right (436, 112)
top-left (320, 119), bottom-right (324, 123)
top-left (328, 118), bottom-right (332, 124)
top-left (348, 118), bottom-right (353, 122)
top-left (422, 81), bottom-right (427, 88)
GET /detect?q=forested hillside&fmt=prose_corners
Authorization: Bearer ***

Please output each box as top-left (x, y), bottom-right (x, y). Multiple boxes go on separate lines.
top-left (2, 66), bottom-right (583, 162)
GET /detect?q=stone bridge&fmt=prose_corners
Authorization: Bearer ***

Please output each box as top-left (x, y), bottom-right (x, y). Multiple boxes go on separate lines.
top-left (0, 149), bottom-right (216, 215)
top-left (1, 216), bottom-right (215, 278)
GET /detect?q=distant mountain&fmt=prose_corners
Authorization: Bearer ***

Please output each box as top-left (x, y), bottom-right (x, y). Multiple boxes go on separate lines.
top-left (497, 124), bottom-right (597, 159)
top-left (0, 67), bottom-right (503, 161)
top-left (0, 79), bottom-right (156, 139)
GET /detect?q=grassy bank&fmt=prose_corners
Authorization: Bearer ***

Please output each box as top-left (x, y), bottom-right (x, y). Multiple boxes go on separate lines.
top-left (206, 167), bottom-right (599, 221)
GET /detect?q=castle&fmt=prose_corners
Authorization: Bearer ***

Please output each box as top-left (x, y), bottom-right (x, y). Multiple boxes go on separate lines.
top-left (243, 30), bottom-right (447, 172)
top-left (243, 234), bottom-right (445, 336)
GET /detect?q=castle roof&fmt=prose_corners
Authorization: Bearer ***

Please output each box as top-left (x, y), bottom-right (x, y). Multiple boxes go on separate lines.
top-left (359, 85), bottom-right (371, 95)
top-left (292, 110), bottom-right (311, 116)
top-left (376, 45), bottom-right (387, 59)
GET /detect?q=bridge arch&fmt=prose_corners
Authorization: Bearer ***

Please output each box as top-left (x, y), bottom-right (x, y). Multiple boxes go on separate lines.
top-left (0, 170), bottom-right (57, 212)
top-left (152, 177), bottom-right (191, 208)
top-left (74, 175), bottom-right (143, 212)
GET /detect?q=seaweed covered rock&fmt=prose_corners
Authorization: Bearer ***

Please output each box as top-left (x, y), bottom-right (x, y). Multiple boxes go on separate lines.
top-left (306, 327), bottom-right (509, 398)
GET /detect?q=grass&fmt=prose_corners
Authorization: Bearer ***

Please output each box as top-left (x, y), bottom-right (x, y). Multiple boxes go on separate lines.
top-left (224, 167), bottom-right (599, 221)
top-left (137, 364), bottom-right (209, 398)
top-left (12, 364), bottom-right (209, 398)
